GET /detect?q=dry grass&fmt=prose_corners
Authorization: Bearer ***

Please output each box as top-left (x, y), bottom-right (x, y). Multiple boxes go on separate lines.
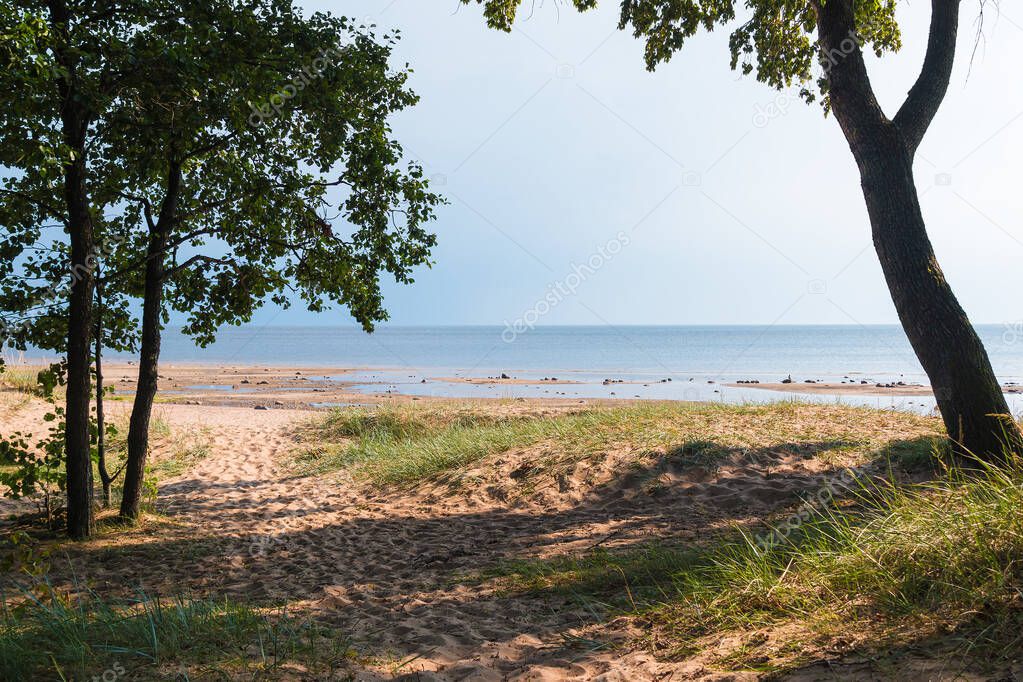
top-left (102, 413), bottom-right (211, 481)
top-left (293, 400), bottom-right (943, 486)
top-left (0, 390), bottom-right (32, 420)
top-left (483, 451), bottom-right (1023, 674)
top-left (0, 366), bottom-right (45, 396)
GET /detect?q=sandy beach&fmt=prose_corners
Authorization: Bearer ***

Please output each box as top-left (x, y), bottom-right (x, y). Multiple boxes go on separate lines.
top-left (2, 364), bottom-right (1021, 679)
top-left (3, 0), bottom-right (1020, 674)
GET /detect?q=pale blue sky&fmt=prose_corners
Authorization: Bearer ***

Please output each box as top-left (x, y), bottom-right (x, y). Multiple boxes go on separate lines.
top-left (256, 0), bottom-right (1023, 328)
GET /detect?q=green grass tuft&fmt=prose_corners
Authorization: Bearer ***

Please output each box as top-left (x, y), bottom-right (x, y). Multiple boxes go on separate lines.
top-left (294, 404), bottom-right (593, 484)
top-left (0, 588), bottom-right (352, 679)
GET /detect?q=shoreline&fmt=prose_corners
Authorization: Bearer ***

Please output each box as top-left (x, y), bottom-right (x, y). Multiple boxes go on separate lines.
top-left (724, 381), bottom-right (937, 397)
top-left (5, 362), bottom-right (1022, 411)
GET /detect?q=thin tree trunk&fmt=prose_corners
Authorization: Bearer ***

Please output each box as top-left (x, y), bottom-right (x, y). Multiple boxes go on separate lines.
top-left (118, 239), bottom-right (165, 519)
top-left (49, 0), bottom-right (94, 539)
top-left (119, 162), bottom-right (181, 520)
top-left (95, 273), bottom-right (112, 507)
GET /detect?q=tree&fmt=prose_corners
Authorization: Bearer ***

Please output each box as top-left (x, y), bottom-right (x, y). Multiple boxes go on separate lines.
top-left (465, 0), bottom-right (1022, 458)
top-left (91, 1), bottom-right (440, 519)
top-left (0, 0), bottom-right (149, 538)
top-left (1, 0), bottom-right (439, 531)
top-left (0, 236), bottom-right (137, 510)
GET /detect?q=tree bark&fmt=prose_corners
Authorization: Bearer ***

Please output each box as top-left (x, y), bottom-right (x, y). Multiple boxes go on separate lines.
top-left (95, 274), bottom-right (112, 507)
top-left (64, 155), bottom-right (95, 538)
top-left (859, 134), bottom-right (1020, 456)
top-left (816, 0), bottom-right (1023, 459)
top-left (49, 0), bottom-right (95, 539)
top-left (119, 162), bottom-right (181, 520)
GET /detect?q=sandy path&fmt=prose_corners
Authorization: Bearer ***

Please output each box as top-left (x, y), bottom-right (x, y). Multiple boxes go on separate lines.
top-left (132, 401), bottom-right (929, 680)
top-left (89, 404), bottom-right (686, 680)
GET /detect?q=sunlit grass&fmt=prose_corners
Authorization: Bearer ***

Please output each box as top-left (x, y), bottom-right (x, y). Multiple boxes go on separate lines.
top-left (0, 366), bottom-right (45, 396)
top-left (103, 414), bottom-right (209, 481)
top-left (293, 401), bottom-right (943, 486)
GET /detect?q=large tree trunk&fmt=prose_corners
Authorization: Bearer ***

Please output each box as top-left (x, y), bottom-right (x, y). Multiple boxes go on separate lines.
top-left (857, 135), bottom-right (1021, 457)
top-left (119, 162), bottom-right (180, 520)
top-left (816, 0), bottom-right (1023, 459)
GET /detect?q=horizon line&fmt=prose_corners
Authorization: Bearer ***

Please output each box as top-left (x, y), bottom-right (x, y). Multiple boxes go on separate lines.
top-left (170, 321), bottom-right (1013, 329)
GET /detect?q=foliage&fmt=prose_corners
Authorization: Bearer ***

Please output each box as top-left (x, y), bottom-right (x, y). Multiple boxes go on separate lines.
top-left (462, 0), bottom-right (902, 104)
top-left (1, 0), bottom-right (441, 351)
top-left (0, 365), bottom-right (67, 506)
top-left (1, 0), bottom-right (441, 531)
top-left (0, 0), bottom-right (140, 358)
top-left (0, 362), bottom-right (118, 521)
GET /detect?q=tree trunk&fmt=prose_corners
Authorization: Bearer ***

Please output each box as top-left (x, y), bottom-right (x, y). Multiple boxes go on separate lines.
top-left (95, 275), bottom-right (112, 507)
top-left (857, 136), bottom-right (1022, 458)
top-left (118, 233), bottom-right (167, 519)
top-left (119, 162), bottom-right (180, 520)
top-left (64, 162), bottom-right (95, 538)
top-left (815, 0), bottom-right (1023, 459)
top-left (49, 0), bottom-right (94, 540)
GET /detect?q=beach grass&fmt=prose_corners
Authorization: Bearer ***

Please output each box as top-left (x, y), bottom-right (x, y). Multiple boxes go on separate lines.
top-left (481, 452), bottom-right (1023, 669)
top-left (103, 415), bottom-right (210, 481)
top-left (0, 588), bottom-right (353, 680)
top-left (0, 366), bottom-right (45, 396)
top-left (292, 401), bottom-right (943, 486)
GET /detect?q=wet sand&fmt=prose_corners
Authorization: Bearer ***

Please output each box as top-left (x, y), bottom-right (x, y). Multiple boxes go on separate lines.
top-left (431, 375), bottom-right (581, 385)
top-left (727, 381), bottom-right (936, 396)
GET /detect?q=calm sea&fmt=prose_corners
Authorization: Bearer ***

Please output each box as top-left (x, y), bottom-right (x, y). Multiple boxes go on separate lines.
top-left (43, 324), bottom-right (1010, 412)
top-left (138, 324), bottom-right (1022, 379)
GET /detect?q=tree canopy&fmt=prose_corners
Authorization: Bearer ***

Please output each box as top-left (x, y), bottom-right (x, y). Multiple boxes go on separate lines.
top-left (465, 0), bottom-right (902, 104)
top-left (97, 2), bottom-right (441, 341)
top-left (2, 1), bottom-right (440, 350)
top-left (0, 0), bottom-right (443, 534)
